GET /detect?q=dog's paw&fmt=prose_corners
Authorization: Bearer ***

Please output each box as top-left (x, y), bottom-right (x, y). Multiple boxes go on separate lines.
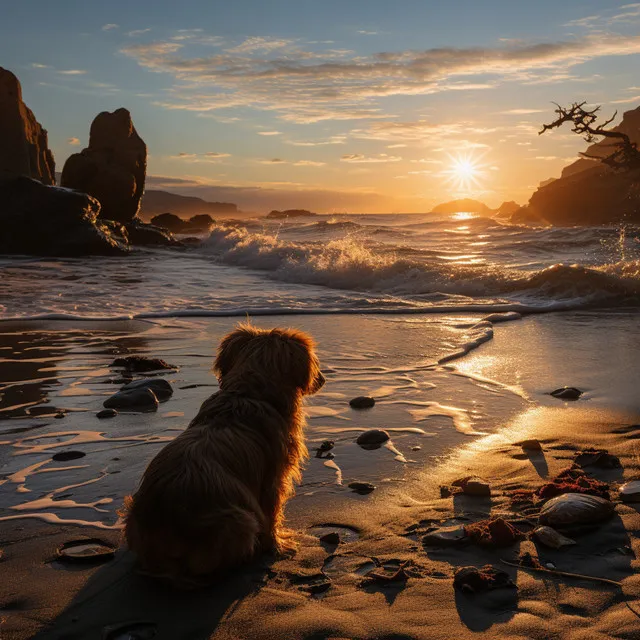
top-left (274, 528), bottom-right (298, 557)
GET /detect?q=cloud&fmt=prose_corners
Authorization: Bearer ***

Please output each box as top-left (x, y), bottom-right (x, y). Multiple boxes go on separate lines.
top-left (121, 32), bottom-right (640, 124)
top-left (387, 143), bottom-right (407, 148)
top-left (67, 137), bottom-right (81, 145)
top-left (340, 153), bottom-right (401, 163)
top-left (286, 136), bottom-right (346, 146)
top-left (611, 95), bottom-right (640, 104)
top-left (258, 131), bottom-right (282, 136)
top-left (31, 63), bottom-right (49, 69)
top-left (171, 152), bottom-right (230, 162)
top-left (227, 36), bottom-right (294, 54)
top-left (357, 30), bottom-right (378, 35)
top-left (58, 69), bottom-right (87, 75)
top-left (565, 4), bottom-right (640, 28)
top-left (259, 158), bottom-right (287, 164)
top-left (499, 108), bottom-right (545, 115)
top-left (534, 156), bottom-right (559, 161)
top-left (128, 28), bottom-right (152, 37)
top-left (293, 160), bottom-right (326, 166)
top-left (102, 24), bottom-right (119, 31)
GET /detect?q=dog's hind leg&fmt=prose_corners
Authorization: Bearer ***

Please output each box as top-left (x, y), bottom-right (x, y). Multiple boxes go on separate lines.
top-left (259, 485), bottom-right (298, 556)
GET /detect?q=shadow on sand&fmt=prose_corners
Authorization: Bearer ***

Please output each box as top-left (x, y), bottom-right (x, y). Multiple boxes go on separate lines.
top-left (33, 549), bottom-right (273, 640)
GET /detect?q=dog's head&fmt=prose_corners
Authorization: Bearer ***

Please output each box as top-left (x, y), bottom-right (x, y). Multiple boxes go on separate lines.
top-left (214, 323), bottom-right (325, 395)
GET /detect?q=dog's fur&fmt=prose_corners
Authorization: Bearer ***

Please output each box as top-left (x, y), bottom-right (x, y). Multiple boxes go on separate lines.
top-left (122, 324), bottom-right (324, 586)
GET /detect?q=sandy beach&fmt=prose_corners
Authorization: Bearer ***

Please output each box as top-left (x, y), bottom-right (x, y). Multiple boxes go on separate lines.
top-left (1, 311), bottom-right (639, 639)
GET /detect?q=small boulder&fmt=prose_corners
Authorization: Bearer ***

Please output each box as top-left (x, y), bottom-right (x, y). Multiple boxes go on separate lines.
top-left (619, 480), bottom-right (640, 503)
top-left (356, 429), bottom-right (390, 447)
top-left (452, 476), bottom-right (491, 497)
top-left (550, 387), bottom-right (582, 400)
top-left (110, 355), bottom-right (176, 372)
top-left (121, 378), bottom-right (173, 401)
top-left (453, 565), bottom-right (516, 594)
top-left (348, 481), bottom-right (376, 495)
top-left (349, 396), bottom-right (375, 409)
top-left (422, 525), bottom-right (467, 547)
top-left (52, 451), bottom-right (86, 462)
top-left (103, 388), bottom-right (159, 412)
top-left (574, 448), bottom-right (621, 469)
top-left (319, 532), bottom-right (340, 545)
top-left (96, 408), bottom-right (117, 419)
top-left (532, 526), bottom-right (576, 549)
top-left (519, 439), bottom-right (542, 451)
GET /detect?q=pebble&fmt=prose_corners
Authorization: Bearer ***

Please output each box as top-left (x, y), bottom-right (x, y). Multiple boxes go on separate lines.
top-left (349, 396), bottom-right (376, 409)
top-left (532, 525), bottom-right (576, 549)
top-left (550, 387), bottom-right (582, 400)
top-left (356, 429), bottom-right (390, 447)
top-left (348, 481), bottom-right (376, 495)
top-left (422, 525), bottom-right (467, 547)
top-left (520, 439), bottom-right (542, 451)
top-left (121, 378), bottom-right (173, 401)
top-left (316, 440), bottom-right (334, 453)
top-left (57, 539), bottom-right (116, 564)
top-left (452, 476), bottom-right (491, 497)
top-left (110, 355), bottom-right (176, 372)
top-left (545, 562), bottom-right (556, 570)
top-left (412, 446), bottom-right (422, 451)
top-left (319, 532), bottom-right (340, 545)
top-left (539, 493), bottom-right (615, 527)
top-left (52, 451), bottom-right (86, 462)
top-left (103, 388), bottom-right (159, 412)
top-left (97, 408), bottom-right (117, 419)
top-left (619, 480), bottom-right (640, 503)
top-left (54, 412), bottom-right (65, 419)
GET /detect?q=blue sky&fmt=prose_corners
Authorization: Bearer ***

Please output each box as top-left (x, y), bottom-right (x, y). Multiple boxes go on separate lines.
top-left (2, 0), bottom-right (640, 211)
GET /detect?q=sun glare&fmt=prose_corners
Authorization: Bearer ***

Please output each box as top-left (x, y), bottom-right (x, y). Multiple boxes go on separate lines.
top-left (443, 153), bottom-right (487, 192)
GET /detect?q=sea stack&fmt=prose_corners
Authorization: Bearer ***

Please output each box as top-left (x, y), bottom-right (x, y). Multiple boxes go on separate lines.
top-left (61, 108), bottom-right (147, 223)
top-left (0, 67), bottom-right (55, 184)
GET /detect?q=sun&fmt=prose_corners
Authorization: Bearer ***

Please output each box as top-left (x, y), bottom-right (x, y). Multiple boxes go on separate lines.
top-left (443, 153), bottom-right (487, 192)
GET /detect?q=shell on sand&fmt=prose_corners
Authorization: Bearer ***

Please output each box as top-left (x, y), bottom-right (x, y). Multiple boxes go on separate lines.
top-left (539, 493), bottom-right (615, 527)
top-left (532, 525), bottom-right (577, 549)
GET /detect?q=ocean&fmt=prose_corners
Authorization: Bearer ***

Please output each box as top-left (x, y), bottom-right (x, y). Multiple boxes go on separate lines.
top-left (1, 212), bottom-right (640, 529)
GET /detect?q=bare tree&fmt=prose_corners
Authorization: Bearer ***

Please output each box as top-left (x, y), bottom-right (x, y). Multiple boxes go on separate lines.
top-left (539, 102), bottom-right (640, 171)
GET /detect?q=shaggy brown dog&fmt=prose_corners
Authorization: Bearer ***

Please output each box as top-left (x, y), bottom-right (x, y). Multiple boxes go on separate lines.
top-left (122, 324), bottom-right (324, 586)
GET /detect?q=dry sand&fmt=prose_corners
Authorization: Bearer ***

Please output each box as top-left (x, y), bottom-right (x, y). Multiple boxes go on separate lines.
top-left (1, 313), bottom-right (640, 639)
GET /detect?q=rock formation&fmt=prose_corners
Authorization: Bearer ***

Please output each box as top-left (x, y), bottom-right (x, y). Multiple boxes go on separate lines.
top-left (431, 199), bottom-right (492, 215)
top-left (150, 212), bottom-right (215, 233)
top-left (140, 190), bottom-right (237, 219)
top-left (512, 105), bottom-right (640, 226)
top-left (0, 172), bottom-right (129, 256)
top-left (493, 201), bottom-right (520, 218)
top-left (0, 67), bottom-right (55, 184)
top-left (266, 209), bottom-right (317, 219)
top-left (61, 108), bottom-right (146, 224)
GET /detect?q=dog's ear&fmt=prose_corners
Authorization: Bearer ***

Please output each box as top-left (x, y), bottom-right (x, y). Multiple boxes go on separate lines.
top-left (214, 323), bottom-right (258, 378)
top-left (279, 330), bottom-right (323, 395)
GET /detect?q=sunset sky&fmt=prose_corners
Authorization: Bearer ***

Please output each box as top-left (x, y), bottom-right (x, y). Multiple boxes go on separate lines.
top-left (3, 0), bottom-right (640, 212)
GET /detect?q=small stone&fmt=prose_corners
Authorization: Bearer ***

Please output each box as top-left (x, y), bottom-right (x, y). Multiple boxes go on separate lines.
top-left (52, 451), bottom-right (86, 462)
top-left (545, 562), bottom-right (556, 570)
top-left (550, 387), bottom-right (582, 400)
top-left (319, 532), bottom-right (340, 545)
top-left (574, 448), bottom-right (621, 469)
top-left (453, 565), bottom-right (516, 594)
top-left (520, 439), bottom-right (542, 451)
top-left (440, 486), bottom-right (454, 498)
top-left (97, 408), bottom-right (117, 419)
top-left (103, 388), bottom-right (159, 412)
top-left (299, 580), bottom-right (331, 594)
top-left (532, 526), bottom-right (576, 549)
top-left (316, 440), bottom-right (334, 453)
top-left (121, 378), bottom-right (173, 401)
top-left (539, 493), bottom-right (615, 527)
top-left (452, 476), bottom-right (491, 497)
top-left (54, 412), bottom-right (65, 419)
top-left (412, 446), bottom-right (421, 451)
top-left (619, 480), bottom-right (640, 503)
top-left (348, 481), bottom-right (376, 495)
top-left (356, 429), bottom-right (390, 447)
top-left (110, 355), bottom-right (175, 372)
top-left (349, 396), bottom-right (375, 409)
top-left (422, 525), bottom-right (467, 547)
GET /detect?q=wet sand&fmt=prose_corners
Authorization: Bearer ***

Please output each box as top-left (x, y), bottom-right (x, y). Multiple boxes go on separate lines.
top-left (1, 311), bottom-right (639, 638)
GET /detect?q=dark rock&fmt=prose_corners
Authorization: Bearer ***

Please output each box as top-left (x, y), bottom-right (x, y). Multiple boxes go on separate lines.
top-left (493, 201), bottom-right (521, 218)
top-left (54, 412), bottom-right (65, 419)
top-left (550, 387), bottom-right (582, 400)
top-left (57, 539), bottom-right (116, 564)
top-left (315, 440), bottom-right (334, 453)
top-left (453, 565), bottom-right (516, 594)
top-left (356, 429), bottom-right (389, 447)
top-left (96, 408), bottom-right (117, 419)
top-left (52, 451), bottom-right (86, 462)
top-left (0, 174), bottom-right (129, 256)
top-left (121, 378), bottom-right (173, 401)
top-left (619, 481), bottom-right (640, 503)
top-left (574, 448), bottom-right (621, 469)
top-left (349, 396), bottom-right (375, 409)
top-left (110, 355), bottom-right (176, 372)
top-left (0, 67), bottom-right (55, 184)
top-left (103, 388), bottom-right (159, 411)
top-left (140, 189), bottom-right (236, 218)
top-left (103, 623), bottom-right (157, 640)
top-left (319, 532), bottom-right (340, 545)
top-left (452, 476), bottom-right (491, 497)
top-left (298, 579), bottom-right (331, 594)
top-left (124, 220), bottom-right (179, 246)
top-left (539, 493), bottom-right (615, 527)
top-left (61, 108), bottom-right (146, 224)
top-left (348, 481), bottom-right (376, 495)
top-left (440, 485), bottom-right (453, 498)
top-left (431, 199), bottom-right (492, 215)
top-left (464, 518), bottom-right (524, 547)
top-left (150, 212), bottom-right (215, 233)
top-left (519, 439), bottom-right (542, 451)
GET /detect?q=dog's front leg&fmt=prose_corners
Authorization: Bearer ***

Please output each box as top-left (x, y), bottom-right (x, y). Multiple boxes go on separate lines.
top-left (259, 485), bottom-right (297, 557)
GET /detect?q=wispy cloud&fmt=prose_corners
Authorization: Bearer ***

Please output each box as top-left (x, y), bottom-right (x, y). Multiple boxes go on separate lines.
top-left (171, 151), bottom-right (230, 162)
top-left (565, 4), bottom-right (640, 28)
top-left (286, 136), bottom-right (347, 146)
top-left (499, 108), bottom-right (545, 115)
top-left (259, 158), bottom-right (287, 164)
top-left (67, 137), bottom-right (81, 145)
top-left (31, 62), bottom-right (49, 69)
top-left (58, 69), bottom-right (87, 75)
top-left (293, 160), bottom-right (326, 166)
top-left (102, 24), bottom-right (119, 31)
top-left (610, 95), bottom-right (640, 104)
top-left (258, 131), bottom-right (282, 136)
top-left (128, 28), bottom-right (152, 37)
top-left (341, 153), bottom-right (401, 163)
top-left (121, 32), bottom-right (640, 124)
top-left (357, 30), bottom-right (378, 36)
